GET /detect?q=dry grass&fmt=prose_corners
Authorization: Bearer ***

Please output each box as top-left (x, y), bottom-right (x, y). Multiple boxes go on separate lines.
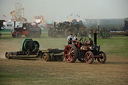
top-left (0, 57), bottom-right (128, 85)
top-left (0, 34), bottom-right (128, 85)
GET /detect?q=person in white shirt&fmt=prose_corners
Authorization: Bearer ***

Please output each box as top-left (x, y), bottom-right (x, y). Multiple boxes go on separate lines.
top-left (67, 34), bottom-right (73, 44)
top-left (73, 34), bottom-right (78, 42)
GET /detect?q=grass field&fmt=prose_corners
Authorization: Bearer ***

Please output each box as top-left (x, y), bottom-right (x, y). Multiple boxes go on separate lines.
top-left (0, 33), bottom-right (128, 85)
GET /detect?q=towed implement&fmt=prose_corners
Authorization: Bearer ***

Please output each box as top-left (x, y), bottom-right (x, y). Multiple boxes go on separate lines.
top-left (64, 31), bottom-right (106, 64)
top-left (5, 39), bottom-right (64, 61)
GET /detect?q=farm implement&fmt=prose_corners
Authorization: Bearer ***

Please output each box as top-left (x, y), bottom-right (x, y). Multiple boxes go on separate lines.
top-left (5, 39), bottom-right (64, 61)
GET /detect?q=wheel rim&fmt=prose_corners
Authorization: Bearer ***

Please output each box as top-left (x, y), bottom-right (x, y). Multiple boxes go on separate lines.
top-left (17, 34), bottom-right (20, 37)
top-left (64, 45), bottom-right (75, 62)
top-left (65, 28), bottom-right (74, 37)
top-left (43, 54), bottom-right (47, 61)
top-left (5, 52), bottom-right (9, 58)
top-left (16, 33), bottom-right (21, 38)
top-left (5, 52), bottom-right (10, 59)
top-left (53, 32), bottom-right (59, 37)
top-left (85, 51), bottom-right (94, 64)
top-left (98, 52), bottom-right (106, 63)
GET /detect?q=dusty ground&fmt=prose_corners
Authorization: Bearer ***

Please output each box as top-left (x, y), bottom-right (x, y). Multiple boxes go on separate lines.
top-left (0, 35), bottom-right (128, 85)
top-left (0, 56), bottom-right (128, 85)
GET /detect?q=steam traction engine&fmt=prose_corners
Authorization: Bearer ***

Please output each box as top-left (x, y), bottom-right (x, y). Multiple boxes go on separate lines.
top-left (12, 23), bottom-right (41, 38)
top-left (64, 31), bottom-right (106, 64)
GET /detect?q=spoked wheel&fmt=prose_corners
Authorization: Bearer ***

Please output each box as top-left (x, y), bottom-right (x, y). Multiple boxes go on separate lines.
top-left (43, 53), bottom-right (51, 62)
top-left (16, 32), bottom-right (22, 38)
top-left (53, 32), bottom-right (59, 38)
top-left (12, 33), bottom-right (16, 38)
top-left (85, 51), bottom-right (94, 64)
top-left (29, 31), bottom-right (35, 37)
top-left (34, 32), bottom-right (41, 37)
top-left (48, 31), bottom-right (54, 37)
top-left (65, 28), bottom-right (75, 37)
top-left (48, 28), bottom-right (54, 37)
top-left (25, 34), bottom-right (29, 37)
top-left (97, 51), bottom-right (106, 64)
top-left (5, 52), bottom-right (11, 59)
top-left (64, 44), bottom-right (77, 63)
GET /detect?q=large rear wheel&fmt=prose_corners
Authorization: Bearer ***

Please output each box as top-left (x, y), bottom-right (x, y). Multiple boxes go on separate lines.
top-left (85, 51), bottom-right (94, 64)
top-left (53, 32), bottom-right (59, 38)
top-left (65, 28), bottom-right (75, 37)
top-left (15, 32), bottom-right (22, 38)
top-left (64, 44), bottom-right (77, 63)
top-left (12, 33), bottom-right (16, 38)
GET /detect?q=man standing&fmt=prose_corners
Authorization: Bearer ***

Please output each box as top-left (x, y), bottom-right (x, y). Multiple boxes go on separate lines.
top-left (73, 34), bottom-right (78, 42)
top-left (67, 34), bottom-right (73, 44)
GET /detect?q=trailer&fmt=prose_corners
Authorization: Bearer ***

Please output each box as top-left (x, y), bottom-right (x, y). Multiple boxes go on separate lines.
top-left (5, 39), bottom-right (64, 61)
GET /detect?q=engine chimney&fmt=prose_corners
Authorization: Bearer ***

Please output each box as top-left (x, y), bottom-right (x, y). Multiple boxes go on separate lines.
top-left (94, 30), bottom-right (97, 46)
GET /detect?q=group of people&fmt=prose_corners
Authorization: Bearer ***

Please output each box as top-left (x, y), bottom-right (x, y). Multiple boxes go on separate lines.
top-left (67, 34), bottom-right (78, 44)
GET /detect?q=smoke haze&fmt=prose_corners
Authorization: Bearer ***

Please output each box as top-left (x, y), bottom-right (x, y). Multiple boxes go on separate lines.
top-left (0, 0), bottom-right (128, 22)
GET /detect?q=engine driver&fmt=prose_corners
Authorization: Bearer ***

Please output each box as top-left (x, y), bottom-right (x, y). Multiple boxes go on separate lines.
top-left (67, 34), bottom-right (73, 44)
top-left (73, 34), bottom-right (78, 42)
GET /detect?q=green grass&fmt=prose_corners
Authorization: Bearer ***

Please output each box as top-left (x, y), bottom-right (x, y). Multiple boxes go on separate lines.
top-left (97, 36), bottom-right (128, 57)
top-left (0, 33), bottom-right (128, 56)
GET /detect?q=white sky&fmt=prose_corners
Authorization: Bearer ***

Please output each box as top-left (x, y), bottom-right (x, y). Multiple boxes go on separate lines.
top-left (0, 0), bottom-right (128, 22)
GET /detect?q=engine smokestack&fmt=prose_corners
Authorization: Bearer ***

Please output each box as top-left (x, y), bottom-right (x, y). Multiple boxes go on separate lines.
top-left (94, 30), bottom-right (97, 46)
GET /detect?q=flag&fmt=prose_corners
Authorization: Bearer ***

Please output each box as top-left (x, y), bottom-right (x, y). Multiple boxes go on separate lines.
top-left (70, 13), bottom-right (73, 16)
top-left (76, 14), bottom-right (80, 17)
top-left (3, 15), bottom-right (6, 17)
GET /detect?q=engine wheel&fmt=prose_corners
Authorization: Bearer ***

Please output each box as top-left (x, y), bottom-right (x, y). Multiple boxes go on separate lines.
top-left (85, 51), bottom-right (94, 64)
top-left (65, 28), bottom-right (75, 37)
top-left (53, 32), bottom-right (59, 38)
top-left (15, 32), bottom-right (22, 38)
top-left (34, 32), bottom-right (41, 37)
top-left (49, 31), bottom-right (54, 37)
top-left (48, 28), bottom-right (54, 37)
top-left (25, 34), bottom-right (29, 37)
top-left (97, 51), bottom-right (106, 64)
top-left (64, 44), bottom-right (77, 63)
top-left (12, 33), bottom-right (16, 38)
top-left (43, 53), bottom-right (51, 62)
top-left (29, 31), bottom-right (37, 37)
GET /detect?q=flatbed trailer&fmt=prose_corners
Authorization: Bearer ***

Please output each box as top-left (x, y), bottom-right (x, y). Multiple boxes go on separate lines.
top-left (5, 39), bottom-right (64, 61)
top-left (5, 49), bottom-right (64, 61)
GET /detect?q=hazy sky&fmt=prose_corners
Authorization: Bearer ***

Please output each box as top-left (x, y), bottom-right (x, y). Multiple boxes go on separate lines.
top-left (0, 0), bottom-right (128, 22)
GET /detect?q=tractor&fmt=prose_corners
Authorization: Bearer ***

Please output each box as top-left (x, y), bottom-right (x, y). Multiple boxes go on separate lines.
top-left (64, 31), bottom-right (106, 64)
top-left (12, 23), bottom-right (41, 38)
